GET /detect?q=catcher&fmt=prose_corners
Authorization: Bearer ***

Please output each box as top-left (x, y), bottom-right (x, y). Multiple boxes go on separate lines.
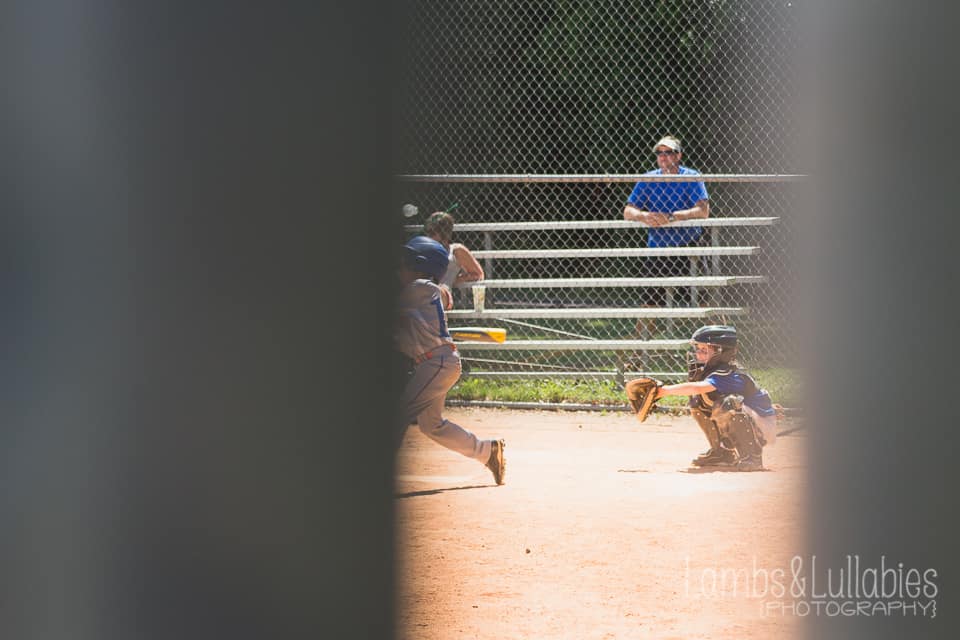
top-left (626, 325), bottom-right (777, 471)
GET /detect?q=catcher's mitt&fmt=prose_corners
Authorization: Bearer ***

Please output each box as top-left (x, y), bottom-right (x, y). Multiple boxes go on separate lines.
top-left (625, 377), bottom-right (663, 423)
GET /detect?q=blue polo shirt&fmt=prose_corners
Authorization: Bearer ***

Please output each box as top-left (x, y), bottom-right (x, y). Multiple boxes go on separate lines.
top-left (627, 166), bottom-right (708, 247)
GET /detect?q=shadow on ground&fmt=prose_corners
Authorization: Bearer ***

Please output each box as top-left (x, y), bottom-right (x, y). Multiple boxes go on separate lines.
top-left (395, 484), bottom-right (494, 499)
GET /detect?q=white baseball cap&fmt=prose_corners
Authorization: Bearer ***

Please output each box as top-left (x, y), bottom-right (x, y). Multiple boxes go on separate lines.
top-left (652, 136), bottom-right (681, 152)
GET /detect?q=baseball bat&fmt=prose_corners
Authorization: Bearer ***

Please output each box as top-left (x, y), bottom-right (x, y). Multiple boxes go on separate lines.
top-left (448, 327), bottom-right (506, 343)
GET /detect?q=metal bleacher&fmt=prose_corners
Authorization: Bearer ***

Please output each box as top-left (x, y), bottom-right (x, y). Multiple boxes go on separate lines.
top-left (404, 215), bottom-right (777, 383)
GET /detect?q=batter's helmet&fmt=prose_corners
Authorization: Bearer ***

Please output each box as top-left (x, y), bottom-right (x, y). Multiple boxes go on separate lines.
top-left (403, 235), bottom-right (449, 282)
top-left (691, 325), bottom-right (738, 348)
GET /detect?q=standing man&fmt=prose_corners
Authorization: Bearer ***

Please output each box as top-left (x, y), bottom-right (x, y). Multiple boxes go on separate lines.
top-left (623, 135), bottom-right (710, 320)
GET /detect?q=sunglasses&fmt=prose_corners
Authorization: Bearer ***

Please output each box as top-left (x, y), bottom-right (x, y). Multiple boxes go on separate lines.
top-left (654, 149), bottom-right (679, 156)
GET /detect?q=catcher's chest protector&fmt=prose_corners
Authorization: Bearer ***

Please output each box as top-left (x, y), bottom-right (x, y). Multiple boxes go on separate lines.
top-left (694, 365), bottom-right (759, 412)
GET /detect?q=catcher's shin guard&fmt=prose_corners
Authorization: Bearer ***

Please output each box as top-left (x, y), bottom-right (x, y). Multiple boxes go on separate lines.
top-left (689, 407), bottom-right (736, 466)
top-left (714, 396), bottom-right (764, 471)
top-left (690, 407), bottom-right (722, 451)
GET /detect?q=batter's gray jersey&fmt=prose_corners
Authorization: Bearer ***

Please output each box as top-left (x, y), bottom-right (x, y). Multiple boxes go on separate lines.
top-left (395, 278), bottom-right (453, 360)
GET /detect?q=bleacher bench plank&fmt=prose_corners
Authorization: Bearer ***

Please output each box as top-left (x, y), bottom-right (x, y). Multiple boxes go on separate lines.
top-left (454, 276), bottom-right (764, 289)
top-left (405, 218), bottom-right (777, 233)
top-left (471, 246), bottom-right (759, 259)
top-left (399, 174), bottom-right (804, 184)
top-left (447, 307), bottom-right (746, 319)
top-left (455, 339), bottom-right (689, 351)
top-left (462, 371), bottom-right (688, 380)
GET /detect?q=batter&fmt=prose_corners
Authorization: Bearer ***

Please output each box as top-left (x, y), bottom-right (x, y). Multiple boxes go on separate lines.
top-left (396, 235), bottom-right (506, 484)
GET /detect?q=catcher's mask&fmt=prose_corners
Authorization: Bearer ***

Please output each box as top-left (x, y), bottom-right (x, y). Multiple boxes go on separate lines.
top-left (403, 235), bottom-right (449, 283)
top-left (687, 325), bottom-right (738, 372)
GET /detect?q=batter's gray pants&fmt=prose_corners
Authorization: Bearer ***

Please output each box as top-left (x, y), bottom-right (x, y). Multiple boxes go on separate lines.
top-left (397, 347), bottom-right (491, 462)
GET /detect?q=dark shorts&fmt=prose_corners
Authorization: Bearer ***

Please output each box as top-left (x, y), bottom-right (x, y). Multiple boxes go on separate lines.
top-left (639, 231), bottom-right (708, 306)
top-left (639, 255), bottom-right (689, 306)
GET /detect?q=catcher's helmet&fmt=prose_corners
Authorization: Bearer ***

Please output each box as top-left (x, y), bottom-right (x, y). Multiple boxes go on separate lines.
top-left (691, 325), bottom-right (738, 348)
top-left (403, 235), bottom-right (449, 282)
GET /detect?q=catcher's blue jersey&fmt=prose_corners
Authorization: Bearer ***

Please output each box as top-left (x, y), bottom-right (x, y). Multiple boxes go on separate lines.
top-left (692, 367), bottom-right (776, 417)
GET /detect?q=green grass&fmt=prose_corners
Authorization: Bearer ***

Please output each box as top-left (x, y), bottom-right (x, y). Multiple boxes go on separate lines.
top-left (451, 378), bottom-right (627, 405)
top-left (745, 367), bottom-right (802, 406)
top-left (449, 368), bottom-right (802, 408)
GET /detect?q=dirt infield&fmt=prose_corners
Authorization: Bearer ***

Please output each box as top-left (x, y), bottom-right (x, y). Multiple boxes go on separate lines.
top-left (396, 408), bottom-right (807, 639)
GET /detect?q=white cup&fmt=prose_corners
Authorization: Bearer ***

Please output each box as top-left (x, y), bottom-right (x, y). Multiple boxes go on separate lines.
top-left (472, 285), bottom-right (486, 312)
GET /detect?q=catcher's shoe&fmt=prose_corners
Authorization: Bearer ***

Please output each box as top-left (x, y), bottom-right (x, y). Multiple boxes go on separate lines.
top-left (486, 439), bottom-right (506, 485)
top-left (691, 447), bottom-right (737, 467)
top-left (735, 453), bottom-right (764, 472)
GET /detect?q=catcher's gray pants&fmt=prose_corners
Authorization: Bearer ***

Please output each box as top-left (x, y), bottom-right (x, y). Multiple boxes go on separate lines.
top-left (397, 346), bottom-right (491, 462)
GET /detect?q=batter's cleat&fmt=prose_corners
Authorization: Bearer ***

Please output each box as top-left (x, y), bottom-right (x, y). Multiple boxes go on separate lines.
top-left (691, 447), bottom-right (737, 467)
top-left (735, 453), bottom-right (764, 472)
top-left (486, 439), bottom-right (506, 485)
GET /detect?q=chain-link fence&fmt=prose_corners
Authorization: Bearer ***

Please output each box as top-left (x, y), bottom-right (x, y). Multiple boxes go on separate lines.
top-left (395, 0), bottom-right (802, 386)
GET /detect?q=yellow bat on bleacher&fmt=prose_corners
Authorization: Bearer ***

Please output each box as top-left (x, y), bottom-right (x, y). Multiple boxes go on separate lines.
top-left (449, 327), bottom-right (507, 343)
